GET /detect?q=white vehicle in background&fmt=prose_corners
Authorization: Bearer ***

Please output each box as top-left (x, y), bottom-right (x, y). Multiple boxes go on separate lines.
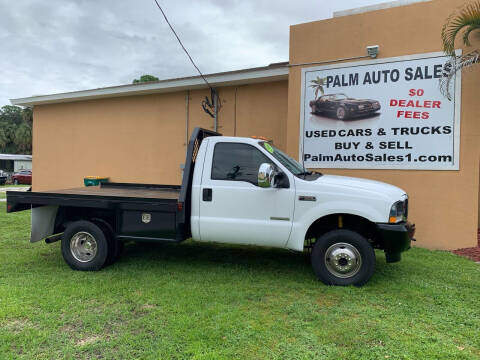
top-left (7, 128), bottom-right (415, 286)
top-left (0, 170), bottom-right (7, 185)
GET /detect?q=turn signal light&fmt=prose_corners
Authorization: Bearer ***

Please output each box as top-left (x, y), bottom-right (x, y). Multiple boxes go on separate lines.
top-left (389, 216), bottom-right (397, 223)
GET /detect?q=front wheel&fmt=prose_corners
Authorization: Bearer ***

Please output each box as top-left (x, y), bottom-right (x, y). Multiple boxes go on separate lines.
top-left (61, 221), bottom-right (109, 271)
top-left (311, 229), bottom-right (375, 286)
top-left (13, 179), bottom-right (19, 185)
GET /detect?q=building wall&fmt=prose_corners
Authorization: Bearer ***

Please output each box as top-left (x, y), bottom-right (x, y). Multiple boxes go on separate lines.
top-left (287, 0), bottom-right (480, 249)
top-left (31, 0), bottom-right (479, 251)
top-left (32, 80), bottom-right (288, 191)
top-left (186, 82), bottom-right (288, 149)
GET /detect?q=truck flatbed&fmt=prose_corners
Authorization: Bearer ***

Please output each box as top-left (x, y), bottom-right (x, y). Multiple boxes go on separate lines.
top-left (7, 182), bottom-right (186, 244)
top-left (41, 183), bottom-right (180, 201)
top-left (7, 183), bottom-right (181, 212)
top-left (6, 128), bottom-right (221, 245)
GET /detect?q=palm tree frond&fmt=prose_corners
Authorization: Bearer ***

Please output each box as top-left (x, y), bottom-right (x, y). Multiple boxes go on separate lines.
top-left (439, 51), bottom-right (480, 100)
top-left (462, 23), bottom-right (480, 47)
top-left (442, 1), bottom-right (480, 54)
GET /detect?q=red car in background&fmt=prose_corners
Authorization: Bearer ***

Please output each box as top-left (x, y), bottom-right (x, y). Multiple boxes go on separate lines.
top-left (12, 170), bottom-right (32, 185)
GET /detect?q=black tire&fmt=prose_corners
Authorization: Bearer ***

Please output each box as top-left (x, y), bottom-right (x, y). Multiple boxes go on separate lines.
top-left (61, 221), bottom-right (109, 271)
top-left (311, 229), bottom-right (375, 286)
top-left (92, 220), bottom-right (122, 266)
top-left (336, 106), bottom-right (348, 120)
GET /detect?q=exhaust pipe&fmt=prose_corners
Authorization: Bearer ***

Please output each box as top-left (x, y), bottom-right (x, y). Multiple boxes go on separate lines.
top-left (45, 234), bottom-right (62, 244)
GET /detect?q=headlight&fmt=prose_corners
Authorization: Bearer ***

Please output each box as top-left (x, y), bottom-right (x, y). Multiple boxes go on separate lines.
top-left (389, 200), bottom-right (407, 223)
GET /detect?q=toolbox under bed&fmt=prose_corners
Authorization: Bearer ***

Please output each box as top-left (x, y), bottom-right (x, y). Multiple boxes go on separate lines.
top-left (7, 182), bottom-right (187, 243)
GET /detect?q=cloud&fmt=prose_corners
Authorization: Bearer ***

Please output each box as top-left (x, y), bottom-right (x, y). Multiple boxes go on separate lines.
top-left (0, 0), bottom-right (387, 106)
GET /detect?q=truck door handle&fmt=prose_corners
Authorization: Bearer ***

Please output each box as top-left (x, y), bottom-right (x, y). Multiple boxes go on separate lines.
top-left (202, 188), bottom-right (212, 201)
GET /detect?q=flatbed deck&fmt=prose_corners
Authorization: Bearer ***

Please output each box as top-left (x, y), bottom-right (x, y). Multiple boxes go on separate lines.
top-left (41, 183), bottom-right (181, 200)
top-left (6, 183), bottom-right (182, 214)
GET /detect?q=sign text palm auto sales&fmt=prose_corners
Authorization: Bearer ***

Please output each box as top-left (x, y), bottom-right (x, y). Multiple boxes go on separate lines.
top-left (300, 54), bottom-right (460, 170)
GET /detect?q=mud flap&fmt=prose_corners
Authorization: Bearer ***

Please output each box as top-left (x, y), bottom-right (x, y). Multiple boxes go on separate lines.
top-left (31, 205), bottom-right (59, 243)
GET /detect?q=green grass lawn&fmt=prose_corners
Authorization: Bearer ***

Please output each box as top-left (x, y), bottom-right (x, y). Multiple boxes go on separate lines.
top-left (0, 208), bottom-right (479, 359)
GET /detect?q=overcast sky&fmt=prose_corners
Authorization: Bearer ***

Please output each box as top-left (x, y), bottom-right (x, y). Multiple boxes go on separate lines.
top-left (0, 0), bottom-right (389, 106)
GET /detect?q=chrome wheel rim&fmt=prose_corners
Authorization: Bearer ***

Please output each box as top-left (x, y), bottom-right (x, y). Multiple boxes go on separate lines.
top-left (324, 242), bottom-right (362, 278)
top-left (337, 107), bottom-right (345, 119)
top-left (70, 231), bottom-right (97, 263)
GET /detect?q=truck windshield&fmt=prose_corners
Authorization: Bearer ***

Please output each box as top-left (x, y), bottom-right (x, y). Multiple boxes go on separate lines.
top-left (259, 141), bottom-right (309, 177)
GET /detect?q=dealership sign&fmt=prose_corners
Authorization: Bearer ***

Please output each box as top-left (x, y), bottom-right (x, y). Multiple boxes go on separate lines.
top-left (300, 52), bottom-right (461, 170)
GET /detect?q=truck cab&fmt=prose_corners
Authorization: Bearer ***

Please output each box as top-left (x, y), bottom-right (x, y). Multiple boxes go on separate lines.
top-left (190, 134), bottom-right (414, 285)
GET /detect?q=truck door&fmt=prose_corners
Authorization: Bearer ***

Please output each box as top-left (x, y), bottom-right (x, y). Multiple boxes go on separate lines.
top-left (198, 140), bottom-right (295, 247)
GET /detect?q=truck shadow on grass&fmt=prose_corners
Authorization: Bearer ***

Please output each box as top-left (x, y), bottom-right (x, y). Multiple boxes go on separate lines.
top-left (112, 240), bottom-right (399, 283)
top-left (123, 240), bottom-right (310, 271)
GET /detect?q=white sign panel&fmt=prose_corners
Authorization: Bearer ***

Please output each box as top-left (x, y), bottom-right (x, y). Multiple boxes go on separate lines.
top-left (300, 52), bottom-right (461, 170)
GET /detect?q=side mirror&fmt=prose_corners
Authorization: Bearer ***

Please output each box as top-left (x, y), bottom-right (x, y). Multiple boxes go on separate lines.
top-left (258, 163), bottom-right (275, 188)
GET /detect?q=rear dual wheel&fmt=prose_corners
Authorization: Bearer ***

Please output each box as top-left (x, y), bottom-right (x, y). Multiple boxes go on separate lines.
top-left (61, 220), bottom-right (122, 271)
top-left (94, 221), bottom-right (123, 267)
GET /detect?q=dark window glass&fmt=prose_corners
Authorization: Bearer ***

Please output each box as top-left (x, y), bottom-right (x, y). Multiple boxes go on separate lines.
top-left (212, 143), bottom-right (271, 185)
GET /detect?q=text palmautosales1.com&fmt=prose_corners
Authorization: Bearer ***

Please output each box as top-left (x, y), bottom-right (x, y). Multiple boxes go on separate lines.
top-left (304, 153), bottom-right (453, 163)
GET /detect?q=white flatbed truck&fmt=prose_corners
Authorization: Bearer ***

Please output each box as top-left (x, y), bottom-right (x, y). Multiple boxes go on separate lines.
top-left (7, 128), bottom-right (415, 286)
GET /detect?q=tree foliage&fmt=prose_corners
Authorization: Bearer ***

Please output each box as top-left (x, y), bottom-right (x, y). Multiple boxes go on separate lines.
top-left (440, 1), bottom-right (480, 99)
top-left (132, 75), bottom-right (160, 84)
top-left (442, 1), bottom-right (480, 55)
top-left (0, 105), bottom-right (32, 154)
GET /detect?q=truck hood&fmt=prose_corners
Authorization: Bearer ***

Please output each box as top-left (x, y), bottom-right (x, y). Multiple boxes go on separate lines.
top-left (317, 174), bottom-right (406, 201)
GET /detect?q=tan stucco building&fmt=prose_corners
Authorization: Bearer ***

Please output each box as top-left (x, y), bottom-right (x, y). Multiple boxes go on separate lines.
top-left (11, 0), bottom-right (480, 250)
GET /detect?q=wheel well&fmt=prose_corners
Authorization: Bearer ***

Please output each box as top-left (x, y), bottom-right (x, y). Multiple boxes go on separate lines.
top-left (54, 207), bottom-right (115, 235)
top-left (304, 214), bottom-right (377, 251)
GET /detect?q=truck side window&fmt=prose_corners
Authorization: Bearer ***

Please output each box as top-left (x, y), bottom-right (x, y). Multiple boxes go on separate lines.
top-left (212, 142), bottom-right (271, 185)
